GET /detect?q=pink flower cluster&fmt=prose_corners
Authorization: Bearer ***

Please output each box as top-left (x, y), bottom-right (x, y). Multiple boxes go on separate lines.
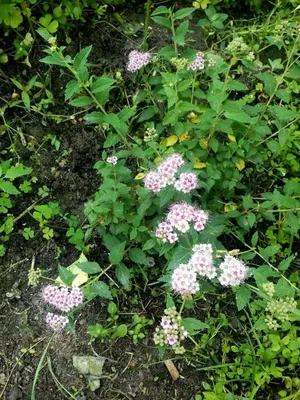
top-left (187, 52), bottom-right (205, 71)
top-left (127, 50), bottom-right (151, 72)
top-left (153, 307), bottom-right (188, 352)
top-left (189, 244), bottom-right (216, 279)
top-left (171, 263), bottom-right (199, 295)
top-left (106, 156), bottom-right (118, 165)
top-left (42, 285), bottom-right (84, 312)
top-left (45, 312), bottom-right (69, 332)
top-left (174, 172), bottom-right (198, 193)
top-left (218, 255), bottom-right (248, 286)
top-left (155, 221), bottom-right (178, 243)
top-left (144, 154), bottom-right (197, 194)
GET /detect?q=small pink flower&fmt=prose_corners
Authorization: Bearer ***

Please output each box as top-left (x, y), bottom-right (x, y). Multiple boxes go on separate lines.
top-left (144, 171), bottom-right (164, 193)
top-left (161, 317), bottom-right (171, 330)
top-left (187, 52), bottom-right (205, 71)
top-left (174, 172), bottom-right (198, 193)
top-left (45, 312), bottom-right (69, 332)
top-left (127, 50), bottom-right (151, 72)
top-left (106, 156), bottom-right (118, 165)
top-left (171, 263), bottom-right (199, 296)
top-left (218, 255), bottom-right (248, 286)
top-left (167, 335), bottom-right (178, 346)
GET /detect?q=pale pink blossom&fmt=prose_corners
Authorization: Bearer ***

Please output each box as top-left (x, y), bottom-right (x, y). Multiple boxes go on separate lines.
top-left (218, 255), bottom-right (248, 286)
top-left (171, 263), bottom-right (199, 295)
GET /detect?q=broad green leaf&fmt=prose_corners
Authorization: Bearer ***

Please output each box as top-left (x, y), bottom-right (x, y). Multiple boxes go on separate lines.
top-left (65, 80), bottom-right (81, 100)
top-left (109, 241), bottom-right (126, 265)
top-left (115, 264), bottom-right (130, 287)
top-left (182, 317), bottom-right (209, 335)
top-left (84, 112), bottom-right (105, 124)
top-left (78, 261), bottom-right (101, 274)
top-left (151, 6), bottom-right (169, 16)
top-left (5, 164), bottom-right (32, 179)
top-left (0, 181), bottom-right (19, 195)
top-left (58, 265), bottom-right (75, 286)
top-left (256, 72), bottom-right (276, 96)
top-left (74, 46), bottom-right (92, 71)
top-left (235, 286), bottom-right (251, 311)
top-left (69, 96), bottom-right (93, 107)
top-left (174, 7), bottom-right (194, 20)
top-left (278, 255), bottom-right (295, 271)
top-left (151, 16), bottom-right (171, 29)
top-left (174, 20), bottom-right (189, 46)
top-left (128, 248), bottom-right (149, 265)
top-left (84, 281), bottom-right (112, 300)
top-left (40, 54), bottom-right (70, 67)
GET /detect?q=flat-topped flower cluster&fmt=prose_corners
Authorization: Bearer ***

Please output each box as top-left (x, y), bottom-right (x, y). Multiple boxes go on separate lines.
top-left (155, 202), bottom-right (209, 243)
top-left (144, 153), bottom-right (197, 194)
top-left (171, 246), bottom-right (248, 297)
top-left (42, 285), bottom-right (84, 331)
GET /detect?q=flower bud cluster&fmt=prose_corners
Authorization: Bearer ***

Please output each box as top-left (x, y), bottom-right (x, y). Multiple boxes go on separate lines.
top-left (42, 285), bottom-right (84, 332)
top-left (127, 50), bottom-right (151, 72)
top-left (262, 282), bottom-right (275, 298)
top-left (28, 267), bottom-right (43, 287)
top-left (153, 307), bottom-right (188, 354)
top-left (106, 156), bottom-right (118, 165)
top-left (187, 52), bottom-right (205, 71)
top-left (144, 154), bottom-right (198, 194)
top-left (266, 297), bottom-right (297, 322)
top-left (218, 255), bottom-right (248, 286)
top-left (144, 126), bottom-right (158, 142)
top-left (171, 57), bottom-right (189, 70)
top-left (226, 37), bottom-right (250, 54)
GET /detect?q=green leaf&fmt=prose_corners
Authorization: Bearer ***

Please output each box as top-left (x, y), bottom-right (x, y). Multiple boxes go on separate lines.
top-left (256, 72), bottom-right (276, 96)
top-left (84, 112), bottom-right (105, 124)
top-left (151, 16), bottom-right (171, 29)
top-left (103, 234), bottom-right (120, 251)
top-left (40, 54), bottom-right (69, 67)
top-left (115, 264), bottom-right (130, 288)
top-left (235, 286), bottom-right (251, 311)
top-left (22, 92), bottom-right (30, 110)
top-left (182, 317), bottom-right (209, 335)
top-left (166, 293), bottom-right (175, 308)
top-left (91, 76), bottom-right (116, 94)
top-left (251, 231), bottom-right (258, 247)
top-left (278, 255), bottom-right (295, 271)
top-left (275, 278), bottom-right (295, 298)
top-left (58, 265), bottom-right (75, 286)
top-left (151, 6), bottom-right (169, 16)
top-left (69, 96), bottom-right (94, 107)
top-left (5, 164), bottom-right (32, 179)
top-left (128, 248), bottom-right (149, 265)
top-left (78, 261), bottom-right (101, 274)
top-left (65, 80), bottom-right (81, 100)
top-left (142, 239), bottom-right (156, 251)
top-left (258, 245), bottom-right (281, 260)
top-left (168, 246), bottom-right (190, 272)
top-left (0, 181), bottom-right (19, 195)
top-left (174, 7), bottom-right (194, 20)
top-left (268, 106), bottom-right (298, 122)
top-left (109, 241), bottom-right (126, 265)
top-left (174, 20), bottom-right (189, 46)
top-left (74, 46), bottom-right (92, 71)
top-left (84, 281), bottom-right (112, 300)
top-left (103, 134), bottom-right (120, 148)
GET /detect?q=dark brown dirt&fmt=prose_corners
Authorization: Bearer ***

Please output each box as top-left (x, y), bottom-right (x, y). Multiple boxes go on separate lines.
top-left (0, 13), bottom-right (207, 400)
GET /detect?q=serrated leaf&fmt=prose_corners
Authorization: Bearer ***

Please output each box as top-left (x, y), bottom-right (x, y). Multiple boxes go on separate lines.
top-left (74, 46), bottom-right (92, 71)
top-left (235, 286), bottom-right (251, 311)
top-left (40, 53), bottom-right (70, 67)
top-left (84, 281), bottom-right (112, 300)
top-left (235, 159), bottom-right (245, 171)
top-left (84, 112), bottom-right (105, 124)
top-left (115, 264), bottom-right (130, 288)
top-left (5, 164), bottom-right (32, 179)
top-left (78, 261), bottom-right (101, 274)
top-left (182, 317), bottom-right (209, 335)
top-left (151, 16), bottom-right (172, 28)
top-left (174, 7), bottom-right (194, 20)
top-left (69, 96), bottom-right (94, 107)
top-left (58, 265), bottom-right (75, 286)
top-left (0, 181), bottom-right (19, 195)
top-left (109, 241), bottom-right (126, 265)
top-left (258, 245), bottom-right (281, 260)
top-left (278, 255), bottom-right (295, 271)
top-left (65, 80), bottom-right (81, 100)
top-left (128, 248), bottom-right (149, 265)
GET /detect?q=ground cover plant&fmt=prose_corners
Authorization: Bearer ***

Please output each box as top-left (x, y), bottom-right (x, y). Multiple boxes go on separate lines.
top-left (0, 0), bottom-right (299, 399)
